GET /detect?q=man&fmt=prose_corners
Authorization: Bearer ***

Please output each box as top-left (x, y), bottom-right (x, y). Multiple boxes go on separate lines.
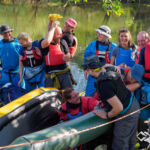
top-left (120, 64), bottom-right (144, 92)
top-left (138, 42), bottom-right (150, 149)
top-left (83, 55), bottom-right (139, 150)
top-left (40, 21), bottom-right (75, 89)
top-left (83, 25), bottom-right (116, 96)
top-left (62, 18), bottom-right (77, 58)
top-left (0, 24), bottom-right (21, 87)
top-left (135, 31), bottom-right (149, 64)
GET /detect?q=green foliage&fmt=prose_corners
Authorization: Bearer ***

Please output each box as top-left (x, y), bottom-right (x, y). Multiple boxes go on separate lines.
top-left (102, 0), bottom-right (124, 16)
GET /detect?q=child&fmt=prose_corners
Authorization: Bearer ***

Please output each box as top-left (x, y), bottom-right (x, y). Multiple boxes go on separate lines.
top-left (18, 32), bottom-right (45, 91)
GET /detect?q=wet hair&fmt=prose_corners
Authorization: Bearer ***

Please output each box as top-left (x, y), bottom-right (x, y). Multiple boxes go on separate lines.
top-left (118, 28), bottom-right (132, 48)
top-left (58, 88), bottom-right (74, 103)
top-left (17, 32), bottom-right (32, 41)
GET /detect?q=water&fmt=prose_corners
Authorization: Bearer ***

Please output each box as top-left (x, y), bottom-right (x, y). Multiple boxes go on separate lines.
top-left (1, 2), bottom-right (150, 92)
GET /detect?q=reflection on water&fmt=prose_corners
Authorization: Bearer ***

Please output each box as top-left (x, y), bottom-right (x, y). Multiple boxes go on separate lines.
top-left (70, 62), bottom-right (87, 93)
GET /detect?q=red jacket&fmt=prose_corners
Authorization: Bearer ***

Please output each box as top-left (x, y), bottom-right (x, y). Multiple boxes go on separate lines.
top-left (58, 96), bottom-right (98, 121)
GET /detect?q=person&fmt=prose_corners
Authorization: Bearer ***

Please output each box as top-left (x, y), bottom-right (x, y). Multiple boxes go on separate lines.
top-left (17, 32), bottom-right (45, 91)
top-left (111, 28), bottom-right (135, 67)
top-left (83, 25), bottom-right (116, 96)
top-left (62, 18), bottom-right (78, 58)
top-left (83, 55), bottom-right (140, 150)
top-left (39, 21), bottom-right (76, 89)
top-left (58, 88), bottom-right (98, 121)
top-left (135, 31), bottom-right (149, 64)
top-left (0, 24), bottom-right (21, 88)
top-left (137, 42), bottom-right (150, 149)
top-left (58, 88), bottom-right (99, 150)
top-left (120, 64), bottom-right (145, 92)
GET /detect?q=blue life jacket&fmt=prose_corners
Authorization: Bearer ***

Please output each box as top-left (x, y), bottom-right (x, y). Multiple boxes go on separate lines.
top-left (115, 47), bottom-right (135, 67)
top-left (136, 81), bottom-right (150, 106)
top-left (0, 38), bottom-right (20, 72)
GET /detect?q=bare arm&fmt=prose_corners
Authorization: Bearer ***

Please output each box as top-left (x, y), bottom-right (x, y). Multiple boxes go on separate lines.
top-left (126, 83), bottom-right (140, 92)
top-left (110, 56), bottom-right (115, 65)
top-left (41, 21), bottom-right (59, 49)
top-left (18, 55), bottom-right (23, 87)
top-left (93, 95), bottom-right (123, 119)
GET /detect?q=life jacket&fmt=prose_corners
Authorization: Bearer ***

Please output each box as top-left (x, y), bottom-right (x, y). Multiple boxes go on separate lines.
top-left (95, 67), bottom-right (133, 114)
top-left (22, 42), bottom-right (43, 67)
top-left (144, 43), bottom-right (150, 79)
top-left (95, 40), bottom-right (112, 63)
top-left (115, 47), bottom-right (135, 67)
top-left (95, 66), bottom-right (119, 98)
top-left (69, 36), bottom-right (77, 57)
top-left (45, 44), bottom-right (65, 66)
top-left (61, 33), bottom-right (77, 57)
top-left (60, 101), bottom-right (82, 120)
top-left (135, 47), bottom-right (141, 64)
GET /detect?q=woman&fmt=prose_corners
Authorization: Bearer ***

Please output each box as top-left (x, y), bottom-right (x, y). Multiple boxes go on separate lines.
top-left (83, 55), bottom-right (140, 150)
top-left (58, 88), bottom-right (98, 121)
top-left (111, 28), bottom-right (135, 67)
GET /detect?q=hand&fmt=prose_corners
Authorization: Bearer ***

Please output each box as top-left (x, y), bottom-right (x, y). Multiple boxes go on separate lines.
top-left (119, 63), bottom-right (127, 68)
top-left (35, 47), bottom-right (42, 57)
top-left (114, 66), bottom-right (121, 75)
top-left (84, 70), bottom-right (88, 80)
top-left (18, 79), bottom-right (22, 88)
top-left (63, 53), bottom-right (71, 62)
top-left (48, 20), bottom-right (60, 31)
top-left (93, 109), bottom-right (107, 119)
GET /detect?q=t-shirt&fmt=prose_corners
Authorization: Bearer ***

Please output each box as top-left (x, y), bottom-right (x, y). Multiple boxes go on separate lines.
top-left (98, 76), bottom-right (131, 111)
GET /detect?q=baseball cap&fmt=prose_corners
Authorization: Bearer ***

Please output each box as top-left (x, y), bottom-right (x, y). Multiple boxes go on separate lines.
top-left (66, 18), bottom-right (77, 28)
top-left (83, 56), bottom-right (106, 70)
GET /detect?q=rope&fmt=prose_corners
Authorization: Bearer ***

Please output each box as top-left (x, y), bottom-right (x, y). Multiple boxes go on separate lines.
top-left (0, 104), bottom-right (150, 150)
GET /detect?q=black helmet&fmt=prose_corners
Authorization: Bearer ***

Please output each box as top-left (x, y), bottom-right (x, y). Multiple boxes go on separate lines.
top-left (83, 56), bottom-right (106, 70)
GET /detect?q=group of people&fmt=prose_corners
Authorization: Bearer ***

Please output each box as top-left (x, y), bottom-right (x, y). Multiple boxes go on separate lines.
top-left (59, 25), bottom-right (150, 150)
top-left (0, 17), bottom-right (78, 104)
top-left (0, 18), bottom-right (150, 150)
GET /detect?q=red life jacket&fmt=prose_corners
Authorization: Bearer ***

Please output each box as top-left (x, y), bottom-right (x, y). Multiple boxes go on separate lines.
top-left (45, 44), bottom-right (65, 66)
top-left (69, 36), bottom-right (77, 57)
top-left (95, 40), bottom-right (112, 63)
top-left (135, 47), bottom-right (141, 64)
top-left (144, 43), bottom-right (150, 78)
top-left (22, 47), bottom-right (43, 67)
top-left (59, 97), bottom-right (98, 121)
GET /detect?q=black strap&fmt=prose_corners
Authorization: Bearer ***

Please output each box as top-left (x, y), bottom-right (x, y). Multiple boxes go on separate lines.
top-left (145, 70), bottom-right (150, 73)
top-left (96, 40), bottom-right (112, 52)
